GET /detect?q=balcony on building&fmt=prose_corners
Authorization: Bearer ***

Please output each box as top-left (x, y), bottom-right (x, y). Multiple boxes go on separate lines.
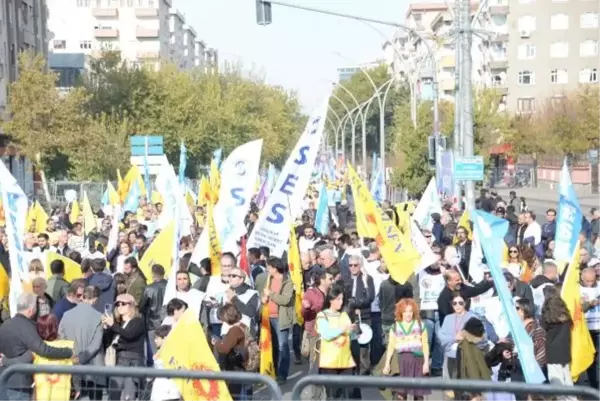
top-left (137, 51), bottom-right (160, 59)
top-left (440, 55), bottom-right (456, 68)
top-left (489, 4), bottom-right (509, 15)
top-left (441, 79), bottom-right (455, 91)
top-left (491, 33), bottom-right (509, 42)
top-left (490, 78), bottom-right (508, 95)
top-left (92, 8), bottom-right (118, 18)
top-left (135, 8), bottom-right (159, 18)
top-left (136, 27), bottom-right (159, 38)
top-left (94, 28), bottom-right (119, 38)
top-left (489, 59), bottom-right (508, 69)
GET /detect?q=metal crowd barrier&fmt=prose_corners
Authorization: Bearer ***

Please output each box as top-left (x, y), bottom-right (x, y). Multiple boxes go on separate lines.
top-left (0, 364), bottom-right (283, 400)
top-left (290, 375), bottom-right (600, 401)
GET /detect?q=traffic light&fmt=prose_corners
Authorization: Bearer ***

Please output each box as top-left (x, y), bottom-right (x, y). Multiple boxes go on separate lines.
top-left (256, 0), bottom-right (272, 25)
top-left (427, 135), bottom-right (447, 166)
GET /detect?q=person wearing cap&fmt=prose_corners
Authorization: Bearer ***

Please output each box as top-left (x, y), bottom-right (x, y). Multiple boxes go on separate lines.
top-left (102, 293), bottom-right (146, 400)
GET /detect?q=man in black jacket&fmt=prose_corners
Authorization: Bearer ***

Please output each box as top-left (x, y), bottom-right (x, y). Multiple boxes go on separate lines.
top-left (139, 264), bottom-right (167, 364)
top-left (0, 293), bottom-right (73, 399)
top-left (344, 255), bottom-right (375, 376)
top-left (437, 269), bottom-right (493, 325)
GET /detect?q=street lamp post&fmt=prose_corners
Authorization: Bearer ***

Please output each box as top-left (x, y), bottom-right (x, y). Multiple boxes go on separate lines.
top-left (331, 94), bottom-right (355, 163)
top-left (332, 83), bottom-right (365, 167)
top-left (327, 106), bottom-right (342, 156)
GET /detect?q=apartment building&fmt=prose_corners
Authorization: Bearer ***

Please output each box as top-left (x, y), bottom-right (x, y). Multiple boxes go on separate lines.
top-left (384, 0), bottom-right (599, 113)
top-left (182, 25), bottom-right (196, 70)
top-left (383, 2), bottom-right (483, 102)
top-left (506, 0), bottom-right (599, 113)
top-left (47, 0), bottom-right (213, 71)
top-left (205, 47), bottom-right (219, 73)
top-left (336, 61), bottom-right (384, 83)
top-left (0, 0), bottom-right (49, 116)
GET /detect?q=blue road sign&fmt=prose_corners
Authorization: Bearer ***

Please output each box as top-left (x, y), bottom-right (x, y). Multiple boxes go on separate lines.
top-left (454, 156), bottom-right (484, 181)
top-left (130, 136), bottom-right (164, 157)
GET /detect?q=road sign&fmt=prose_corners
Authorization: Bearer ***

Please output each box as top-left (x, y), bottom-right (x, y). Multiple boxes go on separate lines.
top-left (454, 156), bottom-right (484, 181)
top-left (130, 136), bottom-right (164, 157)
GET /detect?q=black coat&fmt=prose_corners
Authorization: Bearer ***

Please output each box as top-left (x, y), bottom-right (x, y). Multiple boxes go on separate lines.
top-left (0, 314), bottom-right (73, 389)
top-left (344, 273), bottom-right (375, 323)
top-left (139, 279), bottom-right (167, 331)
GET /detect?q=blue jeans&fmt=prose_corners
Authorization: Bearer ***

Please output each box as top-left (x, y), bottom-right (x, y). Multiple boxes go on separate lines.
top-left (211, 323), bottom-right (223, 338)
top-left (6, 389), bottom-right (32, 400)
top-left (270, 317), bottom-right (290, 380)
top-left (423, 314), bottom-right (443, 370)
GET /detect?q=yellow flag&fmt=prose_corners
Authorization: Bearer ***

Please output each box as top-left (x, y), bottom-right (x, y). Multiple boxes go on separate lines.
top-left (119, 165), bottom-right (146, 203)
top-left (158, 309), bottom-right (232, 401)
top-left (139, 221), bottom-right (175, 284)
top-left (259, 296), bottom-right (276, 378)
top-left (34, 201), bottom-right (49, 233)
top-left (46, 252), bottom-right (83, 283)
top-left (151, 191), bottom-right (163, 205)
top-left (206, 203), bottom-right (222, 277)
top-left (453, 210), bottom-right (473, 244)
top-left (198, 175), bottom-right (211, 207)
top-left (117, 168), bottom-right (126, 201)
top-left (347, 164), bottom-right (420, 284)
top-left (106, 181), bottom-right (120, 205)
top-left (288, 228), bottom-right (304, 326)
top-left (209, 160), bottom-right (220, 203)
top-left (69, 201), bottom-right (80, 225)
top-left (186, 189), bottom-right (196, 211)
top-left (561, 244), bottom-right (595, 381)
top-left (34, 339), bottom-right (74, 401)
top-left (0, 261), bottom-right (9, 308)
top-left (25, 203), bottom-right (36, 232)
top-left (82, 191), bottom-right (96, 235)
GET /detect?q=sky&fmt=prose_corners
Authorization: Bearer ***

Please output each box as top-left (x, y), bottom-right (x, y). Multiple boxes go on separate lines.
top-left (177, 0), bottom-right (410, 112)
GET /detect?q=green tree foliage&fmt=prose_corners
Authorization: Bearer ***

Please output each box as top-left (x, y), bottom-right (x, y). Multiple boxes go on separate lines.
top-left (2, 51), bottom-right (305, 180)
top-left (504, 85), bottom-right (599, 157)
top-left (327, 65), bottom-right (410, 157)
top-left (390, 88), bottom-right (511, 195)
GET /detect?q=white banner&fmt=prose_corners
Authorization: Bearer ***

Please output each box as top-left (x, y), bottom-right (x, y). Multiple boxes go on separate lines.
top-left (0, 161), bottom-right (28, 317)
top-left (247, 92), bottom-right (330, 256)
top-left (410, 221), bottom-right (438, 272)
top-left (155, 162), bottom-right (192, 237)
top-left (215, 139), bottom-right (263, 253)
top-left (412, 177), bottom-right (443, 231)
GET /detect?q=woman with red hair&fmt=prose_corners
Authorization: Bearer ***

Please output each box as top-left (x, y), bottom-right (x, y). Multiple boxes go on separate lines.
top-left (382, 298), bottom-right (430, 400)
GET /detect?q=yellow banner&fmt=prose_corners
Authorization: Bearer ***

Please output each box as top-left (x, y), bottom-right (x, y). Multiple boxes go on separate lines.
top-left (158, 309), bottom-right (232, 401)
top-left (138, 220), bottom-right (175, 284)
top-left (34, 339), bottom-right (74, 401)
top-left (207, 203), bottom-right (222, 277)
top-left (46, 252), bottom-right (83, 283)
top-left (288, 228), bottom-right (304, 326)
top-left (259, 302), bottom-right (276, 378)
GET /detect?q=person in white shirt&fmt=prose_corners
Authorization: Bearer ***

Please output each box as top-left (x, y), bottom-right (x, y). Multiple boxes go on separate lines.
top-left (151, 325), bottom-right (181, 401)
top-left (524, 211), bottom-right (542, 246)
top-left (581, 267), bottom-right (600, 389)
top-left (298, 226), bottom-right (319, 254)
top-left (204, 254), bottom-right (234, 338)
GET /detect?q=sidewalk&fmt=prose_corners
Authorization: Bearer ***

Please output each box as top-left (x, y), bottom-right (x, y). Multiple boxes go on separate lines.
top-left (494, 188), bottom-right (599, 209)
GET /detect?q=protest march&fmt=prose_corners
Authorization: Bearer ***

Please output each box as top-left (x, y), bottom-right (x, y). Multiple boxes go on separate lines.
top-left (0, 92), bottom-right (598, 401)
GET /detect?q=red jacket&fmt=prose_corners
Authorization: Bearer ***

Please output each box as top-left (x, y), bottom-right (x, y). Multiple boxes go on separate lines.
top-left (301, 287), bottom-right (326, 336)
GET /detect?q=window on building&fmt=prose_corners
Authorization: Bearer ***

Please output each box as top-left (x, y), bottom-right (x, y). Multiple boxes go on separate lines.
top-left (550, 14), bottom-right (569, 30)
top-left (550, 41), bottom-right (569, 58)
top-left (550, 69), bottom-right (568, 84)
top-left (79, 40), bottom-right (92, 49)
top-left (518, 70), bottom-right (535, 85)
top-left (580, 40), bottom-right (599, 57)
top-left (517, 98), bottom-right (535, 113)
top-left (579, 68), bottom-right (598, 83)
top-left (413, 13), bottom-right (423, 29)
top-left (580, 12), bottom-right (599, 28)
top-left (518, 15), bottom-right (536, 31)
top-left (53, 40), bottom-right (66, 49)
top-left (551, 95), bottom-right (566, 107)
top-left (518, 43), bottom-right (536, 59)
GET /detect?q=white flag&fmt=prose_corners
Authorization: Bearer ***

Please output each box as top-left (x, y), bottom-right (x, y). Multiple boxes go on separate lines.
top-left (413, 177), bottom-right (443, 231)
top-left (0, 161), bottom-right (28, 317)
top-left (247, 92), bottom-right (330, 256)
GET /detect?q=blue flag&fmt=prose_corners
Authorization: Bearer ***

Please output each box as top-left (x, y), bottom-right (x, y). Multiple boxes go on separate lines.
top-left (472, 210), bottom-right (546, 384)
top-left (315, 182), bottom-right (329, 235)
top-left (178, 141), bottom-right (187, 186)
top-left (371, 161), bottom-right (385, 203)
top-left (213, 148), bottom-right (223, 169)
top-left (101, 188), bottom-right (109, 208)
top-left (123, 180), bottom-right (140, 214)
top-left (554, 159), bottom-right (583, 262)
top-left (143, 136), bottom-right (152, 201)
top-left (371, 152), bottom-right (378, 186)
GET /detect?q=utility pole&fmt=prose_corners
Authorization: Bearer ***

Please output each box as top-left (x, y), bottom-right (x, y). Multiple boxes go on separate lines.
top-left (453, 0), bottom-right (462, 210)
top-left (460, 0), bottom-right (476, 211)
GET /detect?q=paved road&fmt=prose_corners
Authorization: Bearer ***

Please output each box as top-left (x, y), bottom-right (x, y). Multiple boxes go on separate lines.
top-left (253, 356), bottom-right (444, 400)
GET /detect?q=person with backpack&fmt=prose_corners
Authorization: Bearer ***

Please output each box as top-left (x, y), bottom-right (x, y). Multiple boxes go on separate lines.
top-left (212, 303), bottom-right (258, 401)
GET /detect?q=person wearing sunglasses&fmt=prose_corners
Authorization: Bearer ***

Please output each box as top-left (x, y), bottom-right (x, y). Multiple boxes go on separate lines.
top-left (52, 279), bottom-right (86, 323)
top-left (102, 293), bottom-right (146, 401)
top-left (438, 293), bottom-right (486, 382)
top-left (224, 268), bottom-right (259, 332)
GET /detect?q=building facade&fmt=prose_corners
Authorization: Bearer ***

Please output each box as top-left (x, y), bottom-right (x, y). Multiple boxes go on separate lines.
top-left (46, 0), bottom-right (214, 72)
top-left (336, 61), bottom-right (383, 83)
top-left (383, 0), bottom-right (599, 113)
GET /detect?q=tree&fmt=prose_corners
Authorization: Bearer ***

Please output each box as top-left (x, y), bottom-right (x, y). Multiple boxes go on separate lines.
top-left (1, 52), bottom-right (85, 175)
top-left (327, 65), bottom-right (410, 159)
top-left (389, 88), bottom-right (511, 195)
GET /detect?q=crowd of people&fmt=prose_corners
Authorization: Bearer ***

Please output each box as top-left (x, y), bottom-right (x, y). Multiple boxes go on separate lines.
top-left (0, 184), bottom-right (598, 401)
